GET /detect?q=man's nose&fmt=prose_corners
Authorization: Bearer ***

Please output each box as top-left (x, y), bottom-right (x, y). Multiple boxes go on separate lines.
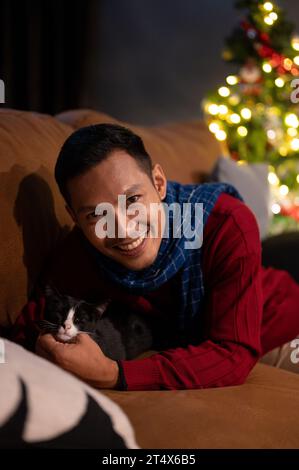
top-left (115, 210), bottom-right (128, 239)
top-left (115, 211), bottom-right (143, 239)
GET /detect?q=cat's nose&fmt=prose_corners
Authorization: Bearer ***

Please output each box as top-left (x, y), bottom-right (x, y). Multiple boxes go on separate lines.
top-left (64, 322), bottom-right (71, 330)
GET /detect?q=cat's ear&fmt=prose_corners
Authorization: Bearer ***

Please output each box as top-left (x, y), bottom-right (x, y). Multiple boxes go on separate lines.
top-left (43, 283), bottom-right (61, 298)
top-left (96, 299), bottom-right (111, 317)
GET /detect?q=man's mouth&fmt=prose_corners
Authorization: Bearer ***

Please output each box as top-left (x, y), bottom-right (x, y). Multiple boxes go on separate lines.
top-left (114, 229), bottom-right (149, 257)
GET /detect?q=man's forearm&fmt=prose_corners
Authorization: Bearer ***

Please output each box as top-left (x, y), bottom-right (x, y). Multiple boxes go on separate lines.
top-left (117, 341), bottom-right (258, 391)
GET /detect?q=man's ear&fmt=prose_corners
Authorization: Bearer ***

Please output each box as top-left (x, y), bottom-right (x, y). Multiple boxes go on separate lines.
top-left (152, 163), bottom-right (167, 200)
top-left (66, 204), bottom-right (78, 225)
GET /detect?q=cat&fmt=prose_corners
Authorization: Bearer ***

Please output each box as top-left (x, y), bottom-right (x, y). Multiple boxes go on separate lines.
top-left (36, 285), bottom-right (154, 361)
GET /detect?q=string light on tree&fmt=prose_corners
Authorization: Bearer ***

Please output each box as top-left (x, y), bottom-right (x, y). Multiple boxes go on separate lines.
top-left (271, 203), bottom-right (281, 214)
top-left (229, 113), bottom-right (241, 124)
top-left (262, 62), bottom-right (272, 73)
top-left (267, 129), bottom-right (276, 140)
top-left (269, 12), bottom-right (278, 21)
top-left (268, 172), bottom-right (280, 185)
top-left (292, 36), bottom-right (299, 51)
top-left (275, 77), bottom-right (284, 88)
top-left (290, 138), bottom-right (299, 151)
top-left (263, 2), bottom-right (274, 12)
top-left (264, 16), bottom-right (274, 26)
top-left (279, 146), bottom-right (288, 157)
top-left (285, 113), bottom-right (299, 128)
top-left (283, 58), bottom-right (293, 70)
top-left (226, 75), bottom-right (239, 85)
top-left (228, 94), bottom-right (241, 106)
top-left (218, 105), bottom-right (229, 115)
top-left (207, 104), bottom-right (219, 115)
top-left (218, 86), bottom-right (230, 97)
top-left (237, 126), bottom-right (248, 137)
top-left (240, 108), bottom-right (252, 120)
top-left (287, 128), bottom-right (297, 137)
top-left (215, 129), bottom-right (227, 141)
top-left (209, 122), bottom-right (220, 133)
top-left (279, 184), bottom-right (289, 196)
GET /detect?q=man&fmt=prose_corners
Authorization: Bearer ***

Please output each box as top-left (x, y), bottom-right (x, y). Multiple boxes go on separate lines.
top-left (12, 124), bottom-right (299, 390)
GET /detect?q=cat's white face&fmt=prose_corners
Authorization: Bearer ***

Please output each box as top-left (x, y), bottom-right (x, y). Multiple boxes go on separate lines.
top-left (57, 308), bottom-right (79, 342)
top-left (41, 287), bottom-right (111, 343)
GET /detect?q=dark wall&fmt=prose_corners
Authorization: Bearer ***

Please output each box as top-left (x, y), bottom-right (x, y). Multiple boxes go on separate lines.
top-left (1, 0), bottom-right (299, 123)
top-left (84, 0), bottom-right (299, 125)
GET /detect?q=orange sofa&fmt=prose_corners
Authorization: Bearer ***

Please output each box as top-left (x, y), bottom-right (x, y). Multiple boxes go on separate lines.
top-left (1, 108), bottom-right (299, 448)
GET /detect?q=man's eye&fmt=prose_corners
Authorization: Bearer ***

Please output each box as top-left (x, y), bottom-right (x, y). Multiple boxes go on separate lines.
top-left (86, 212), bottom-right (99, 220)
top-left (86, 209), bottom-right (107, 221)
top-left (127, 195), bottom-right (140, 205)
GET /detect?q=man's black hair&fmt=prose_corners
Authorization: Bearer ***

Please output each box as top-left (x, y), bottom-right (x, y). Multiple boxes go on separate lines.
top-left (55, 123), bottom-right (153, 206)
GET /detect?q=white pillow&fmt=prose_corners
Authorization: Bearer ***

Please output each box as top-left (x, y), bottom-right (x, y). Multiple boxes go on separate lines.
top-left (0, 338), bottom-right (139, 449)
top-left (211, 156), bottom-right (271, 239)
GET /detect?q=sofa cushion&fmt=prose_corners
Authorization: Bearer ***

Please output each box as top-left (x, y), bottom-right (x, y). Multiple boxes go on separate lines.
top-left (0, 338), bottom-right (139, 449)
top-left (103, 363), bottom-right (299, 448)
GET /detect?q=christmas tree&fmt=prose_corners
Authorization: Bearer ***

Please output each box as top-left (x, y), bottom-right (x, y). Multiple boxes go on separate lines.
top-left (203, 0), bottom-right (299, 232)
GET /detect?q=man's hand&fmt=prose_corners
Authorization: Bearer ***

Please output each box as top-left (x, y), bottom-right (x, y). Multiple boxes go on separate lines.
top-left (36, 333), bottom-right (120, 389)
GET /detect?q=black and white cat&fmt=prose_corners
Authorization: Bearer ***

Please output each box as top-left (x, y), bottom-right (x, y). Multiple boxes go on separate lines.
top-left (36, 285), bottom-right (154, 361)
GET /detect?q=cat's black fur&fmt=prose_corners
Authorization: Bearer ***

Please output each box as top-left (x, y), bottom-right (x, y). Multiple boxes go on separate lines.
top-left (36, 285), bottom-right (154, 361)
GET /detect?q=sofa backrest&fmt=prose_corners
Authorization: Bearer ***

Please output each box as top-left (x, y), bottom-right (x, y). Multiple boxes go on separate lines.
top-left (0, 108), bottom-right (220, 326)
top-left (56, 109), bottom-right (221, 184)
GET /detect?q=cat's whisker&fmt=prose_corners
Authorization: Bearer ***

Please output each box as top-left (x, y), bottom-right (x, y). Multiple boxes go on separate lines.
top-left (36, 320), bottom-right (57, 327)
top-left (40, 329), bottom-right (59, 334)
top-left (35, 320), bottom-right (59, 332)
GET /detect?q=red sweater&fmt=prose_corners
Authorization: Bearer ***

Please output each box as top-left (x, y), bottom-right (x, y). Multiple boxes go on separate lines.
top-left (10, 193), bottom-right (299, 390)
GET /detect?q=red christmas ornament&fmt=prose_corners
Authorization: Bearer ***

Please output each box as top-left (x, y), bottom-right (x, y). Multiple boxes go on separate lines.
top-left (260, 32), bottom-right (270, 43)
top-left (270, 53), bottom-right (281, 67)
top-left (240, 20), bottom-right (299, 75)
top-left (256, 43), bottom-right (273, 58)
top-left (277, 65), bottom-right (286, 74)
top-left (281, 205), bottom-right (299, 222)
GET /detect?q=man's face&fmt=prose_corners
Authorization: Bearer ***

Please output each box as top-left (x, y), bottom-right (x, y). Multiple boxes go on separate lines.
top-left (66, 150), bottom-right (167, 270)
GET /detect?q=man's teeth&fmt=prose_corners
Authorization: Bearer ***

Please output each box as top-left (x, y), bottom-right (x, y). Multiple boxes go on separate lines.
top-left (117, 233), bottom-right (146, 251)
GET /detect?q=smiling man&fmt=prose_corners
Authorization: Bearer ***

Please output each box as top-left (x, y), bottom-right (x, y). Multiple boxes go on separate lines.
top-left (12, 123), bottom-right (299, 391)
